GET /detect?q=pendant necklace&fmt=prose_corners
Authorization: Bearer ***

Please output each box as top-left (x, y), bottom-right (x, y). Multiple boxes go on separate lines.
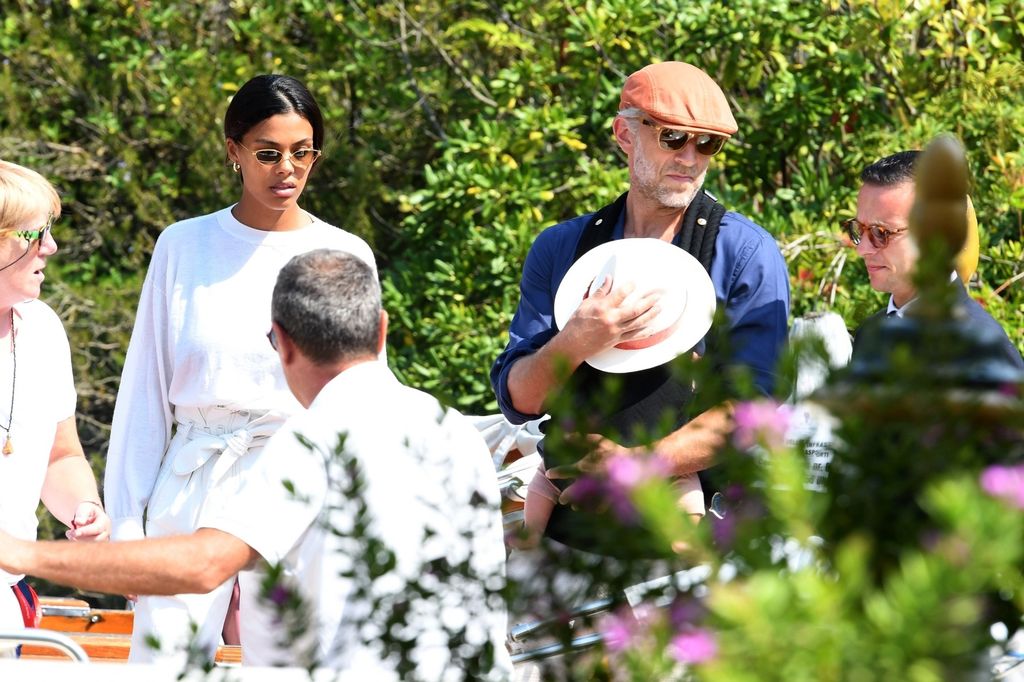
top-left (1, 309), bottom-right (15, 456)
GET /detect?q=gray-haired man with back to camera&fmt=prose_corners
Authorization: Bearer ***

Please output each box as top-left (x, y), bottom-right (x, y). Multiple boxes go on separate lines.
top-left (0, 249), bottom-right (513, 679)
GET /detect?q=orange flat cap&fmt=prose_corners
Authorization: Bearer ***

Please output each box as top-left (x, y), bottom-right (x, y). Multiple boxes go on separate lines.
top-left (619, 62), bottom-right (737, 136)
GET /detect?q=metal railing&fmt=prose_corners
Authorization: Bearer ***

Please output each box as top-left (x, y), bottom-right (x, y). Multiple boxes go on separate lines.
top-left (507, 597), bottom-right (615, 644)
top-left (507, 597), bottom-right (614, 664)
top-left (510, 632), bottom-right (604, 664)
top-left (0, 629), bottom-right (90, 662)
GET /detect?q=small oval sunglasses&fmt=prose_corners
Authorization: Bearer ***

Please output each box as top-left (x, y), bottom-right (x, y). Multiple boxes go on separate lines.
top-left (236, 143), bottom-right (321, 168)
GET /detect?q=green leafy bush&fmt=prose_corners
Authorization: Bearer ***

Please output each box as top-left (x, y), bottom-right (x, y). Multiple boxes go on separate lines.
top-left (2, 0), bottom-right (1022, 610)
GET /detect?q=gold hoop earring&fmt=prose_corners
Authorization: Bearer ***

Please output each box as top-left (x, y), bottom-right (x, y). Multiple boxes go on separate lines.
top-left (232, 162), bottom-right (240, 173)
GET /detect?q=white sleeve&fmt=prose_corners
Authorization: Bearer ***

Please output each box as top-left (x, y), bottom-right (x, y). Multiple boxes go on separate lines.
top-left (103, 247), bottom-right (175, 541)
top-left (338, 231), bottom-right (377, 280)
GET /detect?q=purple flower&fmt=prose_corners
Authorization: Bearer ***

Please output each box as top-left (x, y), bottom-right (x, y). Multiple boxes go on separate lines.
top-left (567, 475), bottom-right (604, 503)
top-left (607, 485), bottom-right (639, 523)
top-left (997, 382), bottom-right (1020, 398)
top-left (604, 456), bottom-right (643, 522)
top-left (668, 597), bottom-right (706, 630)
top-left (630, 603), bottom-right (660, 626)
top-left (733, 400), bottom-right (793, 451)
top-left (980, 464), bottom-right (1024, 509)
top-left (603, 454), bottom-right (673, 524)
top-left (599, 609), bottom-right (637, 653)
top-left (710, 512), bottom-right (737, 548)
top-left (670, 628), bottom-right (718, 664)
top-left (268, 584), bottom-right (291, 607)
top-left (724, 484), bottom-right (746, 501)
top-left (607, 453), bottom-right (673, 488)
top-left (607, 455), bottom-right (645, 488)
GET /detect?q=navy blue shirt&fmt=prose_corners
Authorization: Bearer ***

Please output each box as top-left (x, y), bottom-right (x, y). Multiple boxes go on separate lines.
top-left (491, 208), bottom-right (791, 424)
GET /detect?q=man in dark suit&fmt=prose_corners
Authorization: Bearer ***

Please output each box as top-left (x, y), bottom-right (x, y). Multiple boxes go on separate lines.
top-left (846, 150), bottom-right (1022, 369)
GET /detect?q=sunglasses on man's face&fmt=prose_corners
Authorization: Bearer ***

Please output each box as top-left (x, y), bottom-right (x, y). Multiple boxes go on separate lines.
top-left (842, 218), bottom-right (909, 249)
top-left (641, 119), bottom-right (728, 156)
top-left (237, 142), bottom-right (321, 168)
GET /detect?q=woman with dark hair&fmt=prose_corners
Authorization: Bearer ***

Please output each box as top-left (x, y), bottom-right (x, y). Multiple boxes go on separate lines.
top-left (103, 74), bottom-right (376, 665)
top-left (0, 161), bottom-right (110, 653)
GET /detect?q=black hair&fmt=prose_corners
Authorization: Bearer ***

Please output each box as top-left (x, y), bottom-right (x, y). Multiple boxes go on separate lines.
top-left (223, 75), bottom-right (324, 151)
top-left (860, 150), bottom-right (921, 187)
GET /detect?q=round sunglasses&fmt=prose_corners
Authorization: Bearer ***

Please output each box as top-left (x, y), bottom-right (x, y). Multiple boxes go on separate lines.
top-left (236, 142), bottom-right (321, 168)
top-left (641, 119), bottom-right (728, 156)
top-left (842, 218), bottom-right (909, 249)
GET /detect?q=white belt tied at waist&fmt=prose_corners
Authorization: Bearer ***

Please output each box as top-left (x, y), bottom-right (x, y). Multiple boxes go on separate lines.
top-left (170, 408), bottom-right (287, 486)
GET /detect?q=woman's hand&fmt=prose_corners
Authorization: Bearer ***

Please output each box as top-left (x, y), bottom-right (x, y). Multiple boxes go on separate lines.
top-left (65, 501), bottom-right (111, 542)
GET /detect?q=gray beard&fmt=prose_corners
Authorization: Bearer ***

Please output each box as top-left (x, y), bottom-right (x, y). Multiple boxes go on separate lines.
top-left (632, 142), bottom-right (706, 209)
top-left (652, 178), bottom-right (703, 209)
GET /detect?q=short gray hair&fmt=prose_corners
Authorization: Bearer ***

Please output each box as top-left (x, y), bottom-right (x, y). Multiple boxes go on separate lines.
top-left (617, 107), bottom-right (644, 134)
top-left (272, 249), bottom-right (380, 365)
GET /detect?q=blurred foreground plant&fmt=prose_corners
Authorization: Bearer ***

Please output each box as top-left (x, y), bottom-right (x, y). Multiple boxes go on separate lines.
top-left (522, 138), bottom-right (1024, 680)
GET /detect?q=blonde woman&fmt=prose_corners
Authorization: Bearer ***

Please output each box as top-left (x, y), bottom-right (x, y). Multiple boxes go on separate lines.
top-left (0, 161), bottom-right (110, 651)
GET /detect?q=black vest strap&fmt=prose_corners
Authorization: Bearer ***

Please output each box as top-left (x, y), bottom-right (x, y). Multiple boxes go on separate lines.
top-left (573, 189), bottom-right (723, 270)
top-left (573, 191), bottom-right (628, 258)
top-left (676, 190), bottom-right (725, 272)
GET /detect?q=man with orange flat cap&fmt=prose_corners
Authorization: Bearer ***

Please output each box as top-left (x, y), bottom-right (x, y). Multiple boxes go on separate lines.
top-left (491, 62), bottom-right (790, 562)
top-left (848, 150), bottom-right (1022, 367)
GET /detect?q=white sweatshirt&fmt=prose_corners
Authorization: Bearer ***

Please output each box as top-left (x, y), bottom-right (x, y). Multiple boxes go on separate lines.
top-left (104, 206), bottom-right (377, 541)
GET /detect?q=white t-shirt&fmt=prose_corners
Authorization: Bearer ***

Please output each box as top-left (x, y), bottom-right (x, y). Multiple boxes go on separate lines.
top-left (104, 207), bottom-right (376, 540)
top-left (0, 300), bottom-right (77, 586)
top-left (200, 361), bottom-right (512, 680)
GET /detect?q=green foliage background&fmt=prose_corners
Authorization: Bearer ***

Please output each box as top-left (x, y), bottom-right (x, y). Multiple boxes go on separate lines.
top-left (1, 1), bottom-right (1022, 528)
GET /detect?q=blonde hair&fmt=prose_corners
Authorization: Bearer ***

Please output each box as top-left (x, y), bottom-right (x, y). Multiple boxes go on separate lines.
top-left (0, 160), bottom-right (61, 233)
